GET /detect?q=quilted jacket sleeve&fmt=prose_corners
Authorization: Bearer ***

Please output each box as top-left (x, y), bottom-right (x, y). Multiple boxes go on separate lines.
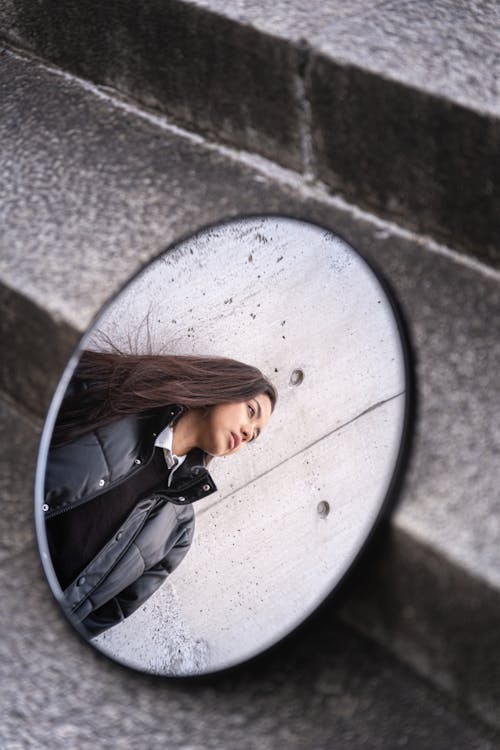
top-left (81, 509), bottom-right (194, 638)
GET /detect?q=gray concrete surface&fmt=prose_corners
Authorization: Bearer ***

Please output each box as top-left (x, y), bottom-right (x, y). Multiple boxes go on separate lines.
top-left (94, 580), bottom-right (211, 675)
top-left (0, 47), bottom-right (305, 416)
top-left (2, 397), bottom-right (499, 750)
top-left (1, 48), bottom-right (500, 727)
top-left (0, 0), bottom-right (499, 264)
top-left (339, 230), bottom-right (500, 727)
top-left (0, 0), bottom-right (305, 169)
top-left (4, 0), bottom-right (499, 116)
top-left (190, 0), bottom-right (500, 116)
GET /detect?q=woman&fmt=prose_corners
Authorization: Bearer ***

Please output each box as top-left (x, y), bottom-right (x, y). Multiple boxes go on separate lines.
top-left (44, 349), bottom-right (277, 637)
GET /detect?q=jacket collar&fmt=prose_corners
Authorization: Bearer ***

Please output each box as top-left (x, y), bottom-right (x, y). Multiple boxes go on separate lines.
top-left (152, 405), bottom-right (212, 490)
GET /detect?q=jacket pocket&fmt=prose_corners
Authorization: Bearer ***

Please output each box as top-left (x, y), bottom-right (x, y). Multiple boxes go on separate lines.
top-left (64, 495), bottom-right (160, 620)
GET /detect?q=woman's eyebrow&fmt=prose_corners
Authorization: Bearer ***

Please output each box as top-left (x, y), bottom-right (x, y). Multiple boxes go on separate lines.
top-left (253, 398), bottom-right (262, 419)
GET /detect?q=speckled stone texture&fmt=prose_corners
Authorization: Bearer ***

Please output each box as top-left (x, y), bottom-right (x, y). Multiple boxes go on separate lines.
top-left (1, 49), bottom-right (500, 732)
top-left (0, 48), bottom-right (307, 416)
top-left (0, 0), bottom-right (499, 263)
top-left (93, 580), bottom-right (211, 675)
top-left (337, 228), bottom-right (500, 726)
top-left (0, 0), bottom-right (304, 169)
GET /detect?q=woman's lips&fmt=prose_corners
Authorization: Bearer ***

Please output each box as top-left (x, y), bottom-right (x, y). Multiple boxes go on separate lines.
top-left (230, 432), bottom-right (241, 450)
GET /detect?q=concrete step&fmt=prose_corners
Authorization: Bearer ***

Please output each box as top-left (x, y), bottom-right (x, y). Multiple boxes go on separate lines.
top-left (1, 47), bottom-right (500, 731)
top-left (1, 0), bottom-right (499, 266)
top-left (2, 397), bottom-right (499, 750)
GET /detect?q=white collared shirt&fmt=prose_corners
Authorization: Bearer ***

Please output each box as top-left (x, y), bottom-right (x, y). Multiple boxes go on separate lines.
top-left (154, 424), bottom-right (187, 487)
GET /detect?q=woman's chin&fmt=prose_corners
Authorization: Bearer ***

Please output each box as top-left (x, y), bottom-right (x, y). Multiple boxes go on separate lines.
top-left (205, 445), bottom-right (226, 458)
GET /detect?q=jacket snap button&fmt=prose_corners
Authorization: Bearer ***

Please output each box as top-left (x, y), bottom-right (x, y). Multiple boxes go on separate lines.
top-left (77, 576), bottom-right (86, 586)
top-left (178, 496), bottom-right (185, 503)
top-left (116, 531), bottom-right (123, 541)
top-left (42, 503), bottom-right (49, 512)
top-left (202, 484), bottom-right (210, 492)
top-left (134, 458), bottom-right (142, 465)
top-left (98, 479), bottom-right (105, 487)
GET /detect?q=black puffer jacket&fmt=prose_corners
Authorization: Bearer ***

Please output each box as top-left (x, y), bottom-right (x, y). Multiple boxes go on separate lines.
top-left (44, 404), bottom-right (217, 637)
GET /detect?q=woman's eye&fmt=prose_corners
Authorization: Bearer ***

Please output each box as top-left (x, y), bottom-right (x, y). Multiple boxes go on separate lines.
top-left (248, 404), bottom-right (255, 417)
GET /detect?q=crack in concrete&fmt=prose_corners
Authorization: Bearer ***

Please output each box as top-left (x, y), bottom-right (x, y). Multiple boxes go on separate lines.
top-left (197, 389), bottom-right (406, 516)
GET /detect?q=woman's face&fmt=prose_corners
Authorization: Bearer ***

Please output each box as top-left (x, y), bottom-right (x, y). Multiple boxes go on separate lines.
top-left (201, 393), bottom-right (273, 457)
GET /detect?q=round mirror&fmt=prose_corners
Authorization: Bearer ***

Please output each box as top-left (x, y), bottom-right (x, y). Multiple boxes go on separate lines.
top-left (35, 215), bottom-right (411, 676)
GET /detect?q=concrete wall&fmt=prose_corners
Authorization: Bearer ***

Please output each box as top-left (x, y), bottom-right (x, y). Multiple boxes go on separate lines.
top-left (79, 216), bottom-right (409, 673)
top-left (2, 0), bottom-right (499, 266)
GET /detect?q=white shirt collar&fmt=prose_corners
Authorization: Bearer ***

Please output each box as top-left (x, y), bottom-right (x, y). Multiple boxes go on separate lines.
top-left (154, 424), bottom-right (187, 484)
top-left (155, 425), bottom-right (186, 466)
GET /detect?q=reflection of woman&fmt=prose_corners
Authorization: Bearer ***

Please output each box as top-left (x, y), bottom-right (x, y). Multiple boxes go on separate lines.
top-left (44, 350), bottom-right (277, 637)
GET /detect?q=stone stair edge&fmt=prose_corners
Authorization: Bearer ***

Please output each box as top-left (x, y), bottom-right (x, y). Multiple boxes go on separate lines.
top-left (4, 41), bottom-right (498, 268)
top-left (1, 43), bottom-right (497, 418)
top-left (2, 0), bottom-right (496, 116)
top-left (1, 0), bottom-right (499, 266)
top-left (0, 275), bottom-right (80, 419)
top-left (338, 521), bottom-right (500, 732)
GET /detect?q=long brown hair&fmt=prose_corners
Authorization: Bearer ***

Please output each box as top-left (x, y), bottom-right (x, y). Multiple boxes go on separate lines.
top-left (52, 349), bottom-right (277, 447)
